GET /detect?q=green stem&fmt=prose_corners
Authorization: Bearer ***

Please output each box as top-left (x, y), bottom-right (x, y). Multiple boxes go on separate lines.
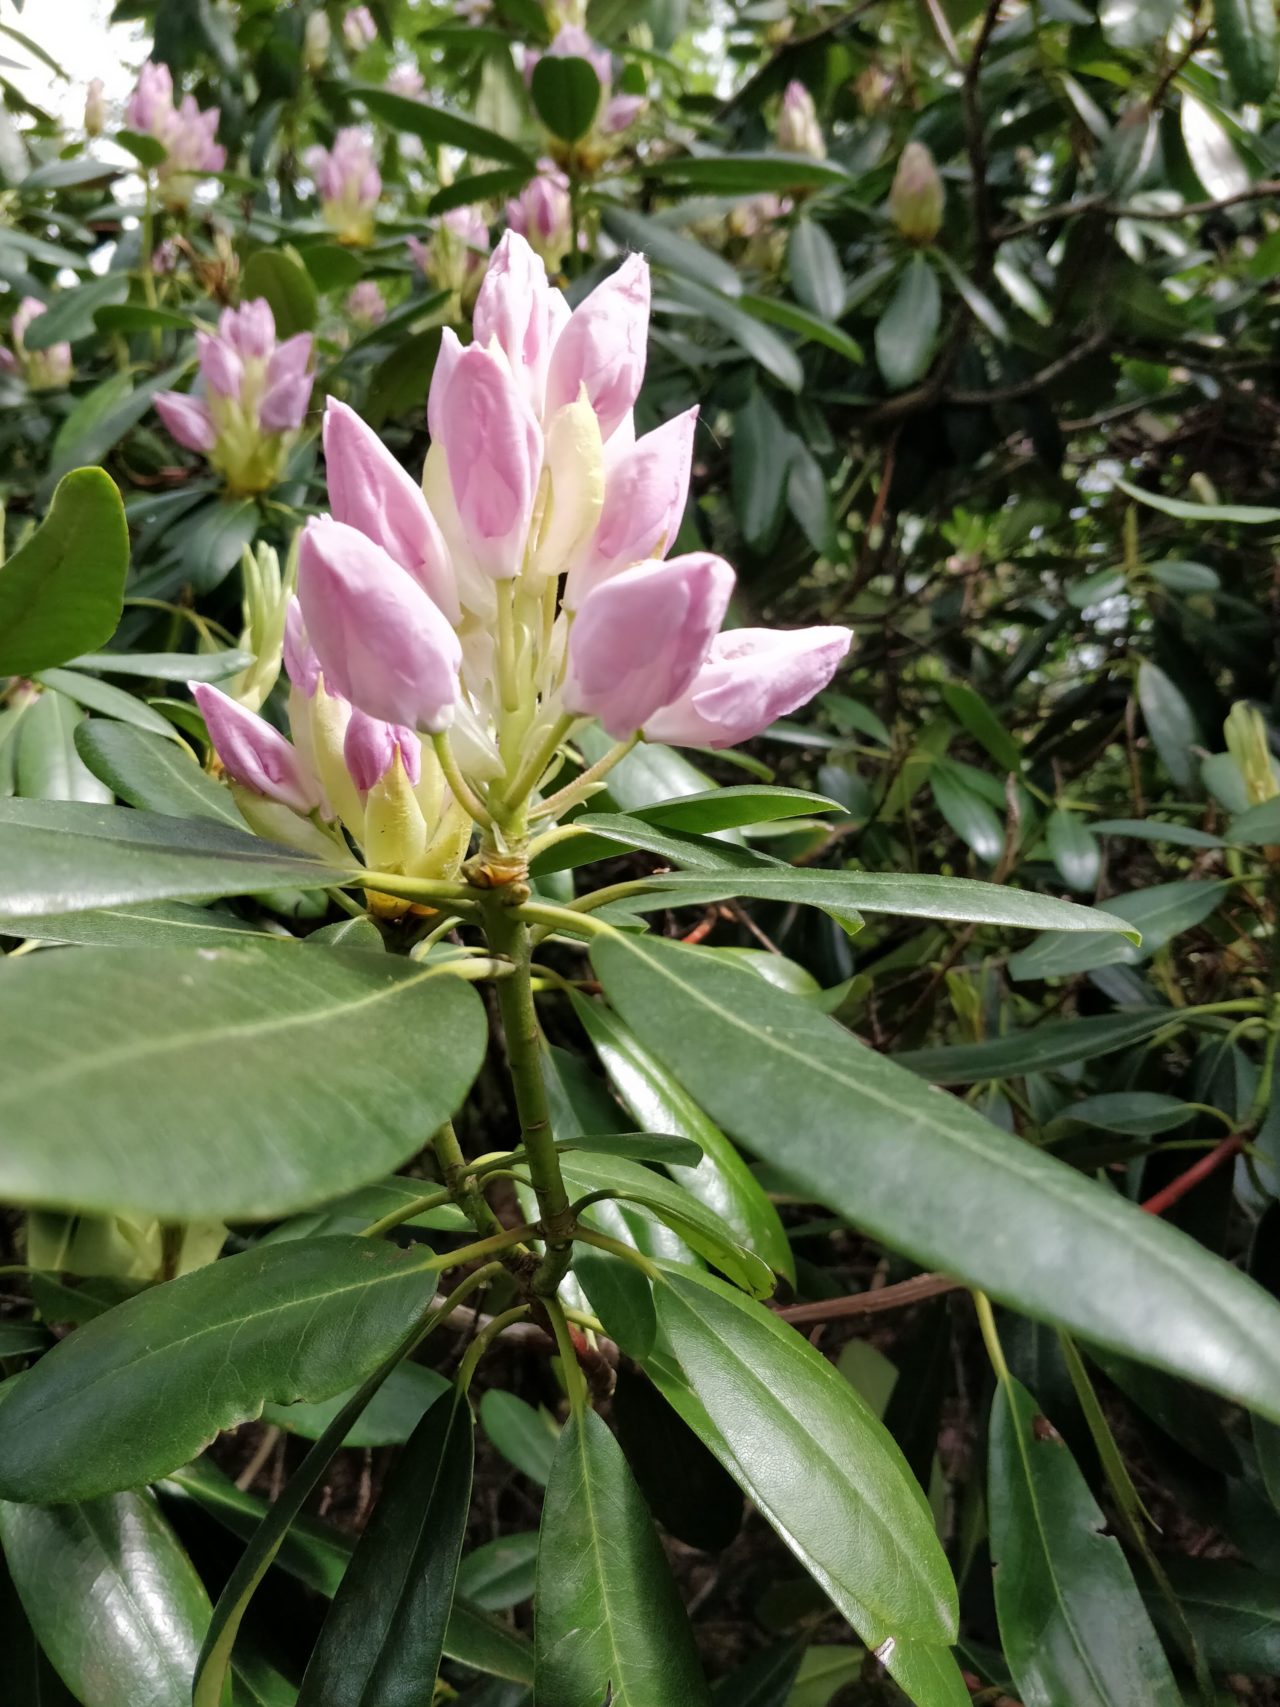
top-left (140, 174), bottom-right (159, 315)
top-left (572, 1226), bottom-right (662, 1280)
top-left (546, 1295), bottom-right (588, 1418)
top-left (433, 1118), bottom-right (504, 1238)
top-left (529, 734), bottom-right (640, 822)
top-left (516, 899), bottom-right (614, 940)
top-left (483, 898), bottom-right (575, 1294)
top-left (502, 713), bottom-right (578, 814)
top-left (431, 731), bottom-right (494, 829)
top-left (458, 1305), bottom-right (532, 1391)
top-left (359, 1184), bottom-right (455, 1240)
top-left (972, 1289), bottom-right (1011, 1384)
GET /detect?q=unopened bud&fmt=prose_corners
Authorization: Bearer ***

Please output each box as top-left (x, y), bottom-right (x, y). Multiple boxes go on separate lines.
top-left (84, 78), bottom-right (106, 136)
top-left (888, 141), bottom-right (945, 244)
top-left (1225, 702), bottom-right (1279, 806)
top-left (304, 9), bottom-right (332, 72)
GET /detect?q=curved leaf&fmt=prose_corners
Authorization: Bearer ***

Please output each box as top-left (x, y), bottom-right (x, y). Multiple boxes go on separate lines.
top-left (0, 468), bottom-right (129, 676)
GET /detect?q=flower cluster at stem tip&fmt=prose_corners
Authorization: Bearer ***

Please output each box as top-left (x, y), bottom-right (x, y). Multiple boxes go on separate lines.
top-left (0, 299), bottom-right (72, 391)
top-left (190, 231), bottom-right (851, 887)
top-left (126, 61), bottom-right (226, 209)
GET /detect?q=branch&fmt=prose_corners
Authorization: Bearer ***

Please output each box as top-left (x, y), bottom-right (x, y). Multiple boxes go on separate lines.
top-left (1140, 1133), bottom-right (1243, 1217)
top-left (775, 1272), bottom-right (961, 1324)
top-left (962, 0), bottom-right (1004, 283)
top-left (996, 178), bottom-right (1280, 240)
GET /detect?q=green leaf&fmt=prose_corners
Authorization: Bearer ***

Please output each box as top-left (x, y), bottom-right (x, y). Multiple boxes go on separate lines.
top-left (593, 868), bottom-right (1139, 939)
top-left (428, 168), bottom-right (534, 216)
top-left (1047, 808), bottom-right (1102, 893)
top-left (241, 248), bottom-right (318, 337)
top-left (19, 274), bottom-right (128, 348)
top-left (560, 1131), bottom-right (705, 1166)
top-left (35, 667), bottom-right (182, 741)
top-left (710, 1642), bottom-right (804, 1706)
top-left (0, 468), bottom-right (129, 676)
top-left (738, 291), bottom-right (863, 363)
top-left (1146, 1559), bottom-right (1280, 1676)
top-left (731, 387), bottom-right (794, 548)
top-left (534, 1409), bottom-right (711, 1707)
top-left (1148, 559), bottom-right (1220, 593)
top-left (75, 720), bottom-right (245, 824)
top-left (71, 647), bottom-right (252, 682)
top-left (15, 689), bottom-right (112, 803)
top-left (1113, 476), bottom-right (1280, 523)
top-left (940, 682), bottom-right (1021, 773)
top-left (656, 1270), bottom-right (956, 1643)
top-left (0, 798), bottom-right (349, 917)
top-left (665, 275), bottom-right (804, 391)
top-left (896, 1008), bottom-right (1188, 1082)
top-left (630, 785), bottom-right (844, 834)
top-left (1137, 661), bottom-right (1201, 789)
top-left (117, 128), bottom-right (168, 167)
top-left (480, 1390), bottom-right (559, 1485)
top-left (1216, 0), bottom-right (1279, 103)
top-left (570, 991), bottom-right (794, 1281)
top-left (789, 220), bottom-right (845, 321)
top-left (1007, 879), bottom-right (1231, 981)
top-left (46, 360), bottom-right (191, 489)
top-left (0, 1236), bottom-right (438, 1502)
top-left (646, 151), bottom-right (851, 193)
top-left (353, 84), bottom-right (537, 170)
top-left (593, 936), bottom-right (1280, 1421)
top-left (930, 761), bottom-right (1004, 862)
top-left (1229, 795), bottom-right (1280, 845)
top-left (1057, 1092), bottom-right (1200, 1137)
top-left (96, 303), bottom-right (196, 334)
top-left (1095, 816), bottom-right (1225, 849)
top-left (457, 1532), bottom-right (539, 1612)
top-left (530, 53), bottom-right (601, 141)
top-left (264, 1359), bottom-right (450, 1446)
top-left (602, 206), bottom-right (742, 297)
top-left (297, 1387), bottom-right (472, 1705)
top-left (0, 900), bottom-right (268, 949)
top-left (0, 942), bottom-right (487, 1219)
top-left (0, 1492), bottom-right (210, 1707)
top-left (875, 256), bottom-right (940, 392)
top-left (989, 1375), bottom-right (1182, 1706)
top-left (575, 1249), bottom-right (657, 1358)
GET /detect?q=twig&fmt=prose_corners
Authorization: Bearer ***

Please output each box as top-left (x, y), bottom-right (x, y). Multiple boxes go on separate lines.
top-left (775, 1272), bottom-right (961, 1324)
top-left (1141, 1133), bottom-right (1243, 1217)
top-left (234, 1425), bottom-right (281, 1492)
top-left (963, 0), bottom-right (1004, 282)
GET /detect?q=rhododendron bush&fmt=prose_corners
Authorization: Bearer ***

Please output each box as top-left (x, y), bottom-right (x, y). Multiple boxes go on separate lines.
top-left (3, 3), bottom-right (1280, 1704)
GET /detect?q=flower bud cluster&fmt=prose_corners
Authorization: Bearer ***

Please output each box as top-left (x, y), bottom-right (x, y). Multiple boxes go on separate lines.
top-left (155, 299), bottom-right (314, 495)
top-left (527, 25), bottom-right (645, 153)
top-left (126, 61), bottom-right (226, 209)
top-left (0, 298), bottom-right (72, 391)
top-left (505, 160), bottom-right (574, 273)
top-left (306, 128), bottom-right (381, 246)
top-left (409, 207), bottom-right (491, 307)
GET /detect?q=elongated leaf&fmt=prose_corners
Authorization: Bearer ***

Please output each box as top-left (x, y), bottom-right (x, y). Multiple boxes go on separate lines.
top-left (1047, 808), bottom-right (1101, 893)
top-left (0, 1492), bottom-right (210, 1707)
top-left (989, 1376), bottom-right (1181, 1706)
top-left (665, 275), bottom-right (804, 390)
top-left (480, 1390), bottom-right (559, 1486)
top-left (534, 1409), bottom-right (711, 1707)
top-left (530, 53), bottom-right (601, 141)
top-left (71, 648), bottom-right (252, 681)
top-left (457, 1533), bottom-right (540, 1612)
top-left (1095, 816), bottom-right (1225, 848)
top-left (630, 786), bottom-right (844, 834)
top-left (875, 256), bottom-right (940, 391)
top-left (654, 1270), bottom-right (957, 1651)
top-left (940, 682), bottom-right (1021, 773)
top-left (241, 249), bottom-right (317, 337)
top-left (35, 667), bottom-right (180, 741)
top-left (1146, 1558), bottom-right (1280, 1675)
top-left (1137, 661), bottom-right (1201, 789)
top-left (531, 809), bottom-right (776, 878)
top-left (738, 291), bottom-right (864, 362)
top-left (0, 1237), bottom-right (438, 1502)
top-left (593, 935), bottom-right (1280, 1421)
top-left (570, 991), bottom-right (794, 1280)
top-left (930, 762), bottom-right (1004, 862)
top-left (18, 274), bottom-right (127, 348)
top-left (353, 84), bottom-right (536, 169)
top-left (896, 1007), bottom-right (1182, 1082)
top-left (1217, 0), bottom-right (1279, 101)
top-left (1058, 1091), bottom-right (1199, 1136)
top-left (16, 689), bottom-right (112, 803)
top-left (298, 1388), bottom-right (472, 1705)
top-left (0, 468), bottom-right (129, 676)
top-left (1008, 879), bottom-right (1231, 981)
top-left (0, 943), bottom-right (486, 1218)
top-left (1114, 477), bottom-right (1280, 523)
top-left (789, 219), bottom-right (845, 321)
top-left (646, 151), bottom-right (851, 192)
top-left (0, 799), bottom-right (350, 918)
top-left (0, 900), bottom-right (267, 948)
top-left (74, 720), bottom-right (246, 825)
top-left (602, 206), bottom-right (742, 296)
top-left (595, 868), bottom-right (1139, 938)
top-left (264, 1359), bottom-right (450, 1445)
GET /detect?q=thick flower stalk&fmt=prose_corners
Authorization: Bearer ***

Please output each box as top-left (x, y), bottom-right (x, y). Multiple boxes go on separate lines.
top-left (409, 207), bottom-right (490, 307)
top-left (306, 128), bottom-right (381, 246)
top-left (283, 231), bottom-right (850, 859)
top-left (0, 299), bottom-right (72, 391)
top-left (126, 60), bottom-right (226, 209)
top-left (154, 299), bottom-right (314, 495)
top-left (505, 160), bottom-right (574, 272)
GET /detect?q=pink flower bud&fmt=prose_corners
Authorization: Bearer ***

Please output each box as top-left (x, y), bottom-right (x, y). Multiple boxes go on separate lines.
top-left (323, 398), bottom-right (458, 620)
top-left (643, 625), bottom-right (853, 749)
top-left (386, 63), bottom-right (426, 98)
top-left (776, 80), bottom-right (825, 160)
top-left (126, 60), bottom-right (173, 136)
top-left (431, 341), bottom-right (543, 581)
top-left (564, 553), bottom-right (735, 738)
top-left (220, 300), bottom-right (276, 360)
top-left (544, 252), bottom-right (650, 441)
top-left (472, 228), bottom-right (571, 415)
top-left (306, 128), bottom-right (380, 244)
top-left (297, 517), bottom-right (463, 733)
top-left (888, 142), bottom-right (945, 244)
top-left (155, 391), bottom-right (216, 453)
top-left (568, 405), bottom-right (697, 607)
top-left (196, 329), bottom-right (244, 400)
top-left (601, 94), bottom-right (644, 135)
top-left (345, 280), bottom-right (386, 327)
top-left (283, 598), bottom-right (321, 696)
top-left (167, 95), bottom-right (225, 175)
top-left (503, 163), bottom-right (575, 278)
top-left (191, 682), bottom-right (321, 812)
top-left (260, 334), bottom-right (314, 431)
top-left (412, 206), bottom-right (490, 304)
top-left (343, 5), bottom-right (377, 49)
top-left (344, 709), bottom-right (422, 792)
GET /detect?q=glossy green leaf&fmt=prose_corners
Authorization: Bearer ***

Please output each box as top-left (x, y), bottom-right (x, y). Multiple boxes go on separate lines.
top-left (570, 990), bottom-right (794, 1280)
top-left (71, 647), bottom-right (253, 681)
top-left (0, 899), bottom-right (267, 948)
top-left (20, 275), bottom-right (128, 348)
top-left (602, 206), bottom-right (742, 296)
top-left (710, 1641), bottom-right (804, 1706)
top-left (1229, 795), bottom-right (1280, 844)
top-left (457, 1532), bottom-right (539, 1612)
top-left (737, 291), bottom-right (864, 363)
top-left (930, 761), bottom-right (1004, 862)
top-left (1147, 1559), bottom-right (1280, 1676)
top-left (896, 1007), bottom-right (1182, 1082)
top-left (534, 1409), bottom-right (711, 1707)
top-left (1047, 808), bottom-right (1102, 892)
top-left (263, 1359), bottom-right (450, 1445)
top-left (666, 276), bottom-right (804, 390)
top-left (428, 168), bottom-right (534, 216)
top-left (1148, 558), bottom-right (1220, 593)
top-left (594, 935), bottom-right (1280, 1420)
top-left (629, 786), bottom-right (844, 834)
top-left (1057, 1091), bottom-right (1199, 1136)
top-left (0, 468), bottom-right (129, 676)
top-left (0, 943), bottom-right (486, 1218)
top-left (530, 808), bottom-right (776, 878)
top-left (96, 303), bottom-right (196, 334)
top-left (15, 689), bottom-right (112, 803)
top-left (1095, 817), bottom-right (1224, 849)
top-left (940, 682), bottom-right (1021, 773)
top-left (789, 220), bottom-right (845, 321)
top-left (989, 1376), bottom-right (1182, 1706)
top-left (1217, 0), bottom-right (1279, 101)
top-left (646, 151), bottom-right (851, 192)
top-left (297, 1387), bottom-right (472, 1705)
top-left (241, 248), bottom-right (318, 337)
top-left (1137, 661), bottom-right (1201, 789)
top-left (653, 1270), bottom-right (957, 1655)
top-left (575, 1248), bottom-right (657, 1358)
top-left (560, 1131), bottom-right (704, 1166)
top-left (1007, 879), bottom-right (1231, 981)
top-left (480, 1390), bottom-right (559, 1485)
top-left (75, 720), bottom-right (246, 825)
top-left (1114, 477), bottom-right (1280, 523)
top-left (530, 53), bottom-right (601, 141)
top-left (875, 256), bottom-right (940, 391)
top-left (0, 1492), bottom-right (210, 1707)
top-left (0, 1236), bottom-right (438, 1502)
top-left (353, 84), bottom-right (537, 169)
top-left (35, 667), bottom-right (181, 741)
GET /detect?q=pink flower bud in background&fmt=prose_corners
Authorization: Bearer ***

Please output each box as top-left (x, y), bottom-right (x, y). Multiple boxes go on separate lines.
top-left (345, 280), bottom-right (386, 328)
top-left (220, 300), bottom-right (276, 360)
top-left (776, 80), bottom-right (825, 159)
top-left (260, 334), bottom-right (315, 432)
top-left (564, 553), bottom-right (735, 738)
top-left (306, 128), bottom-right (381, 245)
top-left (410, 206), bottom-right (489, 306)
top-left (126, 60), bottom-right (173, 133)
top-left (643, 625), bottom-right (853, 749)
top-left (298, 517), bottom-right (463, 732)
top-left (303, 9), bottom-right (332, 72)
top-left (601, 93), bottom-right (645, 135)
top-left (430, 342), bottom-right (544, 581)
top-left (343, 5), bottom-right (377, 50)
top-left (888, 141), bottom-right (945, 244)
top-left (196, 329), bottom-right (245, 400)
top-left (166, 94), bottom-right (226, 177)
top-left (504, 161), bottom-right (574, 275)
top-left (344, 709), bottom-right (422, 792)
top-left (155, 391), bottom-right (216, 453)
top-left (84, 78), bottom-right (106, 136)
top-left (472, 229), bottom-right (570, 416)
top-left (323, 398), bottom-right (458, 619)
top-left (567, 405), bottom-right (697, 607)
top-left (386, 63), bottom-right (426, 98)
top-left (544, 252), bottom-right (649, 441)
top-left (191, 682), bottom-right (322, 813)
top-left (10, 298), bottom-right (72, 391)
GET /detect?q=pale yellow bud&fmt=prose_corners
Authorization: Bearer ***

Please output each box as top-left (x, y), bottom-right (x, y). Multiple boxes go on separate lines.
top-left (1225, 702), bottom-right (1279, 806)
top-left (362, 750), bottom-right (429, 876)
top-left (530, 388), bottom-right (606, 584)
top-left (889, 142), bottom-right (945, 244)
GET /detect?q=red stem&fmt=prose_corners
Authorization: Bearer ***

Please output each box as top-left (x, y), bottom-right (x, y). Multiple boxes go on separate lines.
top-left (1140, 1134), bottom-right (1243, 1218)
